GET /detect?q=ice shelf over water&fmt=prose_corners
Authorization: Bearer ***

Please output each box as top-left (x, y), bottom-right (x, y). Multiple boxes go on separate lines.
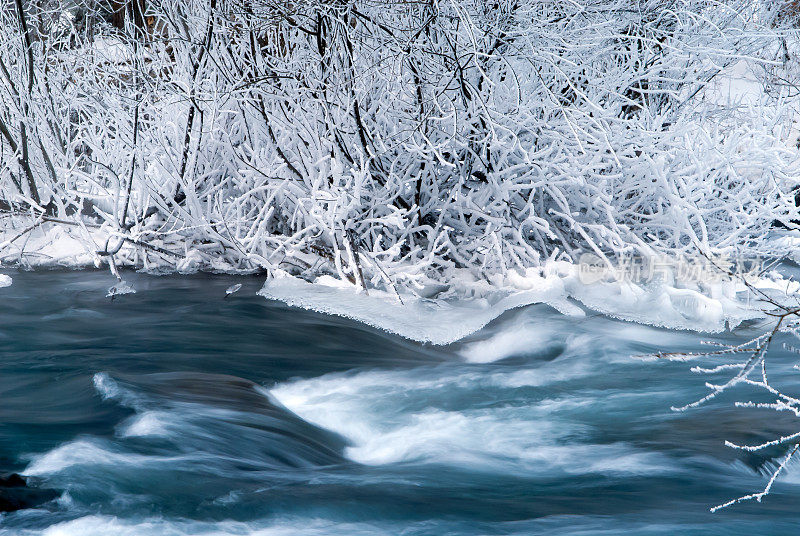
top-left (259, 263), bottom-right (800, 345)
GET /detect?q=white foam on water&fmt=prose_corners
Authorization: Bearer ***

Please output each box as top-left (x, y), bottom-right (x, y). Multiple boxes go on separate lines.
top-left (120, 411), bottom-right (170, 438)
top-left (456, 301), bottom-right (696, 365)
top-left (271, 360), bottom-right (595, 411)
top-left (0, 274), bottom-right (11, 288)
top-left (487, 360), bottom-right (595, 389)
top-left (459, 322), bottom-right (556, 363)
top-left (270, 365), bottom-right (667, 476)
top-left (341, 407), bottom-right (660, 473)
top-left (23, 439), bottom-right (189, 476)
top-left (2, 513), bottom-right (732, 536)
top-left (93, 372), bottom-right (122, 399)
top-left (23, 515), bottom-right (395, 536)
top-left (92, 373), bottom-right (145, 410)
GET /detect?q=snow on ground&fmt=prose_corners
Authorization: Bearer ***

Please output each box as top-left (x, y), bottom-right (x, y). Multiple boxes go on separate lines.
top-left (259, 262), bottom-right (798, 345)
top-left (1, 224), bottom-right (798, 345)
top-left (700, 59), bottom-right (767, 108)
top-left (0, 224), bottom-right (101, 268)
top-left (258, 269), bottom-right (583, 345)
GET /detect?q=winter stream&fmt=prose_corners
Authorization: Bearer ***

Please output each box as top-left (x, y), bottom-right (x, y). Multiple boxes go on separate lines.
top-left (1, 271), bottom-right (799, 535)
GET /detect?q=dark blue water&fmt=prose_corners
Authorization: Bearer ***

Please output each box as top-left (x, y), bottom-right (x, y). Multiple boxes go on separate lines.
top-left (0, 270), bottom-right (799, 535)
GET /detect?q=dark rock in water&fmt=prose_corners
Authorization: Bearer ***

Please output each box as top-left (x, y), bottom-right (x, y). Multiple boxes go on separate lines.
top-left (0, 474), bottom-right (58, 512)
top-left (103, 372), bottom-right (351, 468)
top-left (0, 473), bottom-right (26, 488)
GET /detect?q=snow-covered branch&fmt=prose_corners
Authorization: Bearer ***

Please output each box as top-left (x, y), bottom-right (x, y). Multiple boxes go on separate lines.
top-left (0, 0), bottom-right (797, 293)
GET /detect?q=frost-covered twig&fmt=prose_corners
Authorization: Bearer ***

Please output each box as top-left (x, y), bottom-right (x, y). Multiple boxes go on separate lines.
top-left (711, 443), bottom-right (800, 512)
top-left (662, 296), bottom-right (800, 511)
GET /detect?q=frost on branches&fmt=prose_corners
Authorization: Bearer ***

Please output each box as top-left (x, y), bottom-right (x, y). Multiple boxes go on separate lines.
top-left (0, 0), bottom-right (798, 293)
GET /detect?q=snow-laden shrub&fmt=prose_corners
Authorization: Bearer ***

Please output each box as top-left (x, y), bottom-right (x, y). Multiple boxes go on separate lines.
top-left (0, 0), bottom-right (798, 289)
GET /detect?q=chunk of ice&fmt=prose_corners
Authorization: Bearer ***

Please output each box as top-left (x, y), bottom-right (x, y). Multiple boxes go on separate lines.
top-left (106, 280), bottom-right (136, 298)
top-left (225, 283), bottom-right (242, 296)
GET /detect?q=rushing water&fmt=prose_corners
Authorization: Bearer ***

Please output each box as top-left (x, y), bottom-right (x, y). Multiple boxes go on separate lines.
top-left (1, 270), bottom-right (800, 535)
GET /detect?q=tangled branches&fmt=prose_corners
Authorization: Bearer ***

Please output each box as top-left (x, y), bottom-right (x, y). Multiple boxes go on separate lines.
top-left (0, 0), bottom-right (798, 291)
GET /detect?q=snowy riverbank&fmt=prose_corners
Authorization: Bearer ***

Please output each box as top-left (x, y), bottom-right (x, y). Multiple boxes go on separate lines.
top-left (2, 223), bottom-right (798, 345)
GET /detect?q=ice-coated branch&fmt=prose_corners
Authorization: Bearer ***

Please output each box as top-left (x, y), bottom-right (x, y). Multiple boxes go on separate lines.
top-left (711, 443), bottom-right (800, 513)
top-left (665, 302), bottom-right (800, 511)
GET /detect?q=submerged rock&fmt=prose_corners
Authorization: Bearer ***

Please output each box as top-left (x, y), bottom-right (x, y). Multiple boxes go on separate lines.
top-left (0, 473), bottom-right (58, 512)
top-left (94, 372), bottom-right (351, 469)
top-left (0, 473), bottom-right (25, 488)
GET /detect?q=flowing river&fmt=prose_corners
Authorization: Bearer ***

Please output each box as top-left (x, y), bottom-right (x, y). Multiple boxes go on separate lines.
top-left (0, 270), bottom-right (799, 535)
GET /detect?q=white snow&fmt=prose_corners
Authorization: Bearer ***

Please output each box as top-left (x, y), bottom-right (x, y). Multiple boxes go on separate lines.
top-left (91, 36), bottom-right (135, 65)
top-left (258, 261), bottom-right (798, 345)
top-left (0, 220), bottom-right (794, 345)
top-left (258, 269), bottom-right (583, 345)
top-left (0, 1), bottom-right (796, 346)
top-left (0, 224), bottom-right (101, 267)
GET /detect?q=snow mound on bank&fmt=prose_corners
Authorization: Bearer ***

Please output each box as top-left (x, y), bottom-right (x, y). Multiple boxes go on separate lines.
top-left (258, 270), bottom-right (584, 345)
top-left (0, 225), bottom-right (99, 267)
top-left (260, 262), bottom-right (799, 345)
